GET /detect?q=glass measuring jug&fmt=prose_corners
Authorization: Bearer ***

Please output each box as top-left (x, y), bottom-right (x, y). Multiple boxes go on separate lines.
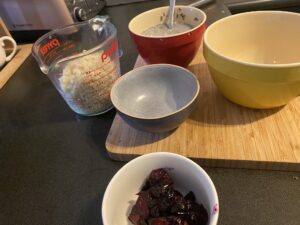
top-left (32, 16), bottom-right (121, 116)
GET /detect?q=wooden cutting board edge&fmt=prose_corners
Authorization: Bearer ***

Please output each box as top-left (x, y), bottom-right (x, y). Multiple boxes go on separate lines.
top-left (105, 116), bottom-right (300, 171)
top-left (105, 147), bottom-right (300, 171)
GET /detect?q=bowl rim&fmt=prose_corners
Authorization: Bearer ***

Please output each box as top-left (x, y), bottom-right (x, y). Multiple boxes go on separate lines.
top-left (110, 63), bottom-right (200, 120)
top-left (204, 10), bottom-right (300, 68)
top-left (101, 152), bottom-right (219, 225)
top-left (128, 5), bottom-right (207, 39)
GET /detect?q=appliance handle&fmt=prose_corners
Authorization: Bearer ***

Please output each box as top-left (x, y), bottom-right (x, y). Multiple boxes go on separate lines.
top-left (189, 0), bottom-right (215, 7)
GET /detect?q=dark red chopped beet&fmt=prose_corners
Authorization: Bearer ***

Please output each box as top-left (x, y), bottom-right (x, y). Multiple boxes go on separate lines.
top-left (128, 191), bottom-right (151, 224)
top-left (128, 168), bottom-right (208, 225)
top-left (148, 217), bottom-right (171, 225)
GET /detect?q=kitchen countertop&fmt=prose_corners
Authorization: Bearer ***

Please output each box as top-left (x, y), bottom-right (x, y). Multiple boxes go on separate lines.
top-left (1, 1), bottom-right (300, 225)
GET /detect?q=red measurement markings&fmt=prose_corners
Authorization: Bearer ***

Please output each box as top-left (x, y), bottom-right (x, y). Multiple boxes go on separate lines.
top-left (42, 41), bottom-right (77, 63)
top-left (82, 66), bottom-right (118, 98)
top-left (62, 43), bottom-right (76, 51)
top-left (40, 39), bottom-right (60, 56)
top-left (83, 58), bottom-right (119, 75)
top-left (101, 41), bottom-right (118, 62)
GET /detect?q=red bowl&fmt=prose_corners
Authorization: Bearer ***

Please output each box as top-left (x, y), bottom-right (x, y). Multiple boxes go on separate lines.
top-left (129, 6), bottom-right (206, 67)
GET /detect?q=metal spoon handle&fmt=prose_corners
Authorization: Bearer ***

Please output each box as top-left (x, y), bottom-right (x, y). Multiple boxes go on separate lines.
top-left (167, 0), bottom-right (176, 29)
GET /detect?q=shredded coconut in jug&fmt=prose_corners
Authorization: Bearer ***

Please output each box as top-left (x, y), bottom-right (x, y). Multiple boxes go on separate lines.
top-left (59, 52), bottom-right (120, 115)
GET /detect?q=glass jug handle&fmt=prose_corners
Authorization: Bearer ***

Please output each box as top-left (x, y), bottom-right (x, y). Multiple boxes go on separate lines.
top-left (118, 42), bottom-right (123, 58)
top-left (89, 15), bottom-right (112, 38)
top-left (90, 15), bottom-right (123, 58)
top-left (89, 15), bottom-right (111, 25)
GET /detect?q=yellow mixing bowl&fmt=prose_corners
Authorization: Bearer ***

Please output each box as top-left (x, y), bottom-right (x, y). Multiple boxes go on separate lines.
top-left (203, 11), bottom-right (300, 109)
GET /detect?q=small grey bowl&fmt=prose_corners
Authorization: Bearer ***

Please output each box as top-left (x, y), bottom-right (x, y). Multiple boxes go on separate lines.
top-left (111, 64), bottom-right (200, 132)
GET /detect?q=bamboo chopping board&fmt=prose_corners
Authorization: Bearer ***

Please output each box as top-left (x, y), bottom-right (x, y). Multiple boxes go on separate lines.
top-left (105, 44), bottom-right (300, 171)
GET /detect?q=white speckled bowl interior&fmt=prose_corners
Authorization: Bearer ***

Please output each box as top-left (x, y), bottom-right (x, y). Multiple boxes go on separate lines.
top-left (111, 64), bottom-right (199, 119)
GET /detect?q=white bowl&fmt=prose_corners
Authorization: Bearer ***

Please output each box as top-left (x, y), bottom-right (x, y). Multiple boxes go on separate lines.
top-left (102, 152), bottom-right (219, 225)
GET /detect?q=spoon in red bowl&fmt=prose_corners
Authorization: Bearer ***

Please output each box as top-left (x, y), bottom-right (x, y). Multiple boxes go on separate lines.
top-left (166, 0), bottom-right (176, 29)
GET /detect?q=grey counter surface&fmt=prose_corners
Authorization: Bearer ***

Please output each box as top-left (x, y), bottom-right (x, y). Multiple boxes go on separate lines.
top-left (1, 1), bottom-right (300, 225)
